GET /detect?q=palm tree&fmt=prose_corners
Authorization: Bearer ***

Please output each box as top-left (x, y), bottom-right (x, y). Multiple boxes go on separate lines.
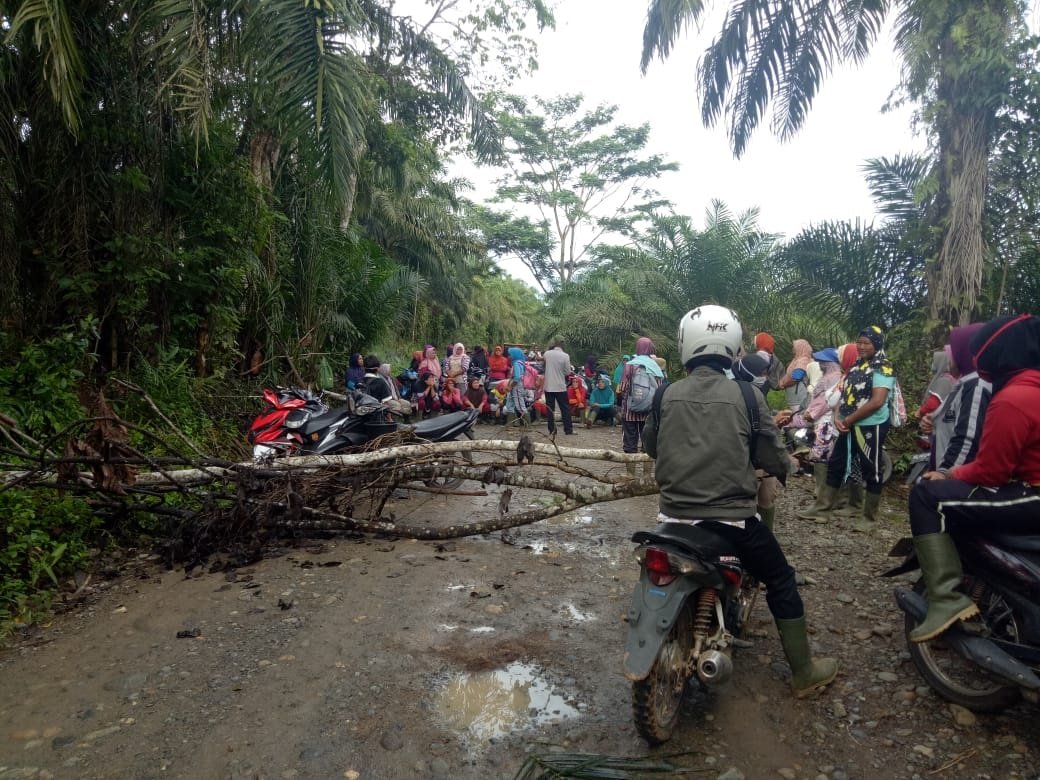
top-left (641, 0), bottom-right (1028, 330)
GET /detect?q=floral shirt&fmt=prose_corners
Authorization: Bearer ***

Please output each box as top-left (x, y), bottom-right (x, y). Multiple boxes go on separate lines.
top-left (840, 353), bottom-right (895, 426)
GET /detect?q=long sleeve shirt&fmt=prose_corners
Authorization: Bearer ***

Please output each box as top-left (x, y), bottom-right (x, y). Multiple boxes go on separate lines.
top-left (952, 370), bottom-right (1040, 486)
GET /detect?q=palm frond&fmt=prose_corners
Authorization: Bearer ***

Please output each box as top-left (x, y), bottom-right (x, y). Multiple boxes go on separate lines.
top-left (6, 0), bottom-right (85, 134)
top-left (640, 0), bottom-right (709, 74)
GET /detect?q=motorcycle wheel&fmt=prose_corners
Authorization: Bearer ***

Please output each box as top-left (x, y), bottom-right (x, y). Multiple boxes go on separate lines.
top-left (632, 600), bottom-right (695, 745)
top-left (905, 578), bottom-right (1022, 712)
top-left (422, 430), bottom-right (475, 490)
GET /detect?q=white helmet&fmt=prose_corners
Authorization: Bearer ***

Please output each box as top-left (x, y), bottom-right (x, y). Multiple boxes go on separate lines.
top-left (677, 305), bottom-right (743, 366)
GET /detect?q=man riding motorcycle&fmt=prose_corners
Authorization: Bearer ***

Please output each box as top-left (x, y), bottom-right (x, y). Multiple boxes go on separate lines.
top-left (642, 305), bottom-right (838, 698)
top-left (908, 314), bottom-right (1040, 642)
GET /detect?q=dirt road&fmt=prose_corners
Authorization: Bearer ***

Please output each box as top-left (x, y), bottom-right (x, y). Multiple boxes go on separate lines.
top-left (1, 422), bottom-right (1037, 779)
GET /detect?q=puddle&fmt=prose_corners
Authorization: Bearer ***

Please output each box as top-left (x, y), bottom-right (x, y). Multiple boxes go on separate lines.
top-left (434, 661), bottom-right (580, 743)
top-left (546, 512), bottom-right (595, 527)
top-left (523, 538), bottom-right (622, 564)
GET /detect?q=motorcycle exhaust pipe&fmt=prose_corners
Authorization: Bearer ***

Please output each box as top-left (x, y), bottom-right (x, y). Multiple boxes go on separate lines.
top-left (697, 650), bottom-right (733, 685)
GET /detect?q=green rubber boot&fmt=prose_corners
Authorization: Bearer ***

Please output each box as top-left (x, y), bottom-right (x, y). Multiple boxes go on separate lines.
top-left (834, 481), bottom-right (864, 518)
top-left (758, 506), bottom-right (776, 533)
top-left (796, 463), bottom-right (838, 522)
top-left (909, 533), bottom-right (980, 643)
top-left (775, 616), bottom-right (838, 698)
top-left (862, 491), bottom-right (882, 522)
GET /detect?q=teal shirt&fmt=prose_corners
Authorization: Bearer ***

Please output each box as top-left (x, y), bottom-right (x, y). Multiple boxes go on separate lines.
top-left (589, 385), bottom-right (615, 407)
top-left (859, 372), bottom-right (895, 426)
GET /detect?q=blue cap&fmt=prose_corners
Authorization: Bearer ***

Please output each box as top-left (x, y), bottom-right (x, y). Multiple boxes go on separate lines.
top-left (812, 347), bottom-right (839, 364)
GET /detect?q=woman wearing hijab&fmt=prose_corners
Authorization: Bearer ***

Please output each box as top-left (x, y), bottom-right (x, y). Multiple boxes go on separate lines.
top-left (907, 315), bottom-right (1040, 642)
top-left (444, 343), bottom-right (470, 387)
top-left (488, 345), bottom-right (510, 383)
top-left (345, 352), bottom-right (365, 390)
top-left (778, 339), bottom-right (813, 412)
top-left (820, 326), bottom-right (897, 524)
top-left (793, 348), bottom-right (845, 522)
top-left (921, 324), bottom-right (992, 473)
top-left (618, 336), bottom-right (666, 472)
top-left (418, 345), bottom-right (442, 381)
top-left (917, 351), bottom-right (956, 419)
top-left (505, 347), bottom-right (530, 423)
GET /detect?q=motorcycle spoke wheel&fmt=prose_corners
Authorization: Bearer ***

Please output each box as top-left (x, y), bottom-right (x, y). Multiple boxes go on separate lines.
top-left (906, 578), bottom-right (1022, 713)
top-left (632, 602), bottom-right (695, 745)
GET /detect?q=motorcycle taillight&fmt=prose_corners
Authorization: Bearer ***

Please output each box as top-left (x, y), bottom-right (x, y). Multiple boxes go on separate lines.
top-left (720, 567), bottom-right (742, 586)
top-left (644, 547), bottom-right (676, 586)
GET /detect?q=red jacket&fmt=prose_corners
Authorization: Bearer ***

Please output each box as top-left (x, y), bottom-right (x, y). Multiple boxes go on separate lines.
top-left (953, 369), bottom-right (1040, 486)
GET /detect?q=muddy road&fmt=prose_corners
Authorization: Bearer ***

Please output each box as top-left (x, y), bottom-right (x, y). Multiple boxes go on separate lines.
top-left (1, 422), bottom-right (1038, 779)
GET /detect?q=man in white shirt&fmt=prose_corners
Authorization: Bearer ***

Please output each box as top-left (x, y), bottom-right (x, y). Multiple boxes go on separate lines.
top-left (542, 337), bottom-right (574, 436)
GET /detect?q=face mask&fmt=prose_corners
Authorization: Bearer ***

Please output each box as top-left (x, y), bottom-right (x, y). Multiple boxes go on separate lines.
top-left (751, 376), bottom-right (767, 389)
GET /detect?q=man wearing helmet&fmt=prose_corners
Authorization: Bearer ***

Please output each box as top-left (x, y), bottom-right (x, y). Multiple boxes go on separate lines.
top-left (907, 314), bottom-right (1040, 642)
top-left (642, 305), bottom-right (838, 698)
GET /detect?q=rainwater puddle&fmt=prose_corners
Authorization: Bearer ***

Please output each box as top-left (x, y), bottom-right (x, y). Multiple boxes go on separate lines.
top-left (546, 512), bottom-right (595, 527)
top-left (523, 537), bottom-right (621, 564)
top-left (434, 661), bottom-right (580, 744)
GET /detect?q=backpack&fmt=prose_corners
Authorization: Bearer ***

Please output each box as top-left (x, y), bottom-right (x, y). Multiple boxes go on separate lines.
top-left (628, 364), bottom-right (662, 414)
top-left (888, 378), bottom-right (907, 428)
top-left (521, 362), bottom-right (541, 390)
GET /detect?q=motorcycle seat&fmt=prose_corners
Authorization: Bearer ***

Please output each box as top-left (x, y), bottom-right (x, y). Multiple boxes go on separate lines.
top-left (299, 408), bottom-right (350, 435)
top-left (405, 410), bottom-right (474, 440)
top-left (987, 533), bottom-right (1040, 553)
top-left (632, 521), bottom-right (741, 560)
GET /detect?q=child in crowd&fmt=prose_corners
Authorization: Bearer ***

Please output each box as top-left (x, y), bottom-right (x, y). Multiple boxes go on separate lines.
top-left (489, 381), bottom-right (509, 424)
top-left (567, 374), bottom-right (588, 420)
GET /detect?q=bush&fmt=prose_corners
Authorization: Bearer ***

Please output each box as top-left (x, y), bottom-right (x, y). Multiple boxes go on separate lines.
top-left (0, 490), bottom-right (99, 633)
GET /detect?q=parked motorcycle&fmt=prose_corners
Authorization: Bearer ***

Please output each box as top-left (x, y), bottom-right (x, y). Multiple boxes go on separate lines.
top-left (885, 532), bottom-right (1040, 712)
top-left (904, 434), bottom-right (932, 484)
top-left (623, 522), bottom-right (759, 744)
top-left (248, 387), bottom-right (478, 488)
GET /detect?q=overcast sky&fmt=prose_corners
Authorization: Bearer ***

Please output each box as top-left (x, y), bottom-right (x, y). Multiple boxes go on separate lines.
top-left (456, 0), bottom-right (931, 284)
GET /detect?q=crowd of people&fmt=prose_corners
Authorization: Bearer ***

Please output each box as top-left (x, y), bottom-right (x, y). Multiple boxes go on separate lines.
top-left (343, 340), bottom-right (653, 430)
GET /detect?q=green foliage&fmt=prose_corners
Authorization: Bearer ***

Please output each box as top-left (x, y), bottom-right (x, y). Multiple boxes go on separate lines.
top-left (0, 490), bottom-right (98, 632)
top-left (0, 323), bottom-right (95, 440)
top-left (484, 93), bottom-right (678, 292)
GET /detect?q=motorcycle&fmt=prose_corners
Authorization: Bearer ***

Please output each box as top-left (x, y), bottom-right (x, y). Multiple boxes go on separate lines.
top-left (248, 387), bottom-right (479, 488)
top-left (904, 434), bottom-right (932, 484)
top-left (623, 522), bottom-right (759, 744)
top-left (885, 532), bottom-right (1040, 712)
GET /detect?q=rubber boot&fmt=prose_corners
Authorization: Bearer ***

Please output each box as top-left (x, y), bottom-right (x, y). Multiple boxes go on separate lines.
top-left (833, 481), bottom-right (864, 518)
top-left (758, 506), bottom-right (776, 533)
top-left (796, 464), bottom-right (838, 522)
top-left (775, 617), bottom-right (838, 698)
top-left (862, 491), bottom-right (882, 522)
top-left (909, 533), bottom-right (980, 643)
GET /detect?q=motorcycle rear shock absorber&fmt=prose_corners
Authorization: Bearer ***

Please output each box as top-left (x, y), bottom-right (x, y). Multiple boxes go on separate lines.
top-left (694, 588), bottom-right (717, 639)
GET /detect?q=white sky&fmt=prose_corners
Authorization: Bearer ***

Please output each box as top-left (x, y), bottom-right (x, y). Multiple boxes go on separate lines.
top-left (457, 0), bottom-right (931, 285)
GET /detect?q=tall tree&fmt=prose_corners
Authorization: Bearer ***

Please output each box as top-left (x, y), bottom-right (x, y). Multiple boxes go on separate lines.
top-left (641, 0), bottom-right (1027, 330)
top-left (484, 93), bottom-right (678, 293)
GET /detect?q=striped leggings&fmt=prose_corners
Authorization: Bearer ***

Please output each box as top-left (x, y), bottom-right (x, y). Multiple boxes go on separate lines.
top-left (908, 478), bottom-right (1040, 536)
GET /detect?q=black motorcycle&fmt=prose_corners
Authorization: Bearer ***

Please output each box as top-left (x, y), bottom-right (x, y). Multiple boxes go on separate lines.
top-left (885, 531), bottom-right (1040, 711)
top-left (249, 388), bottom-right (478, 488)
top-left (623, 522), bottom-right (759, 744)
